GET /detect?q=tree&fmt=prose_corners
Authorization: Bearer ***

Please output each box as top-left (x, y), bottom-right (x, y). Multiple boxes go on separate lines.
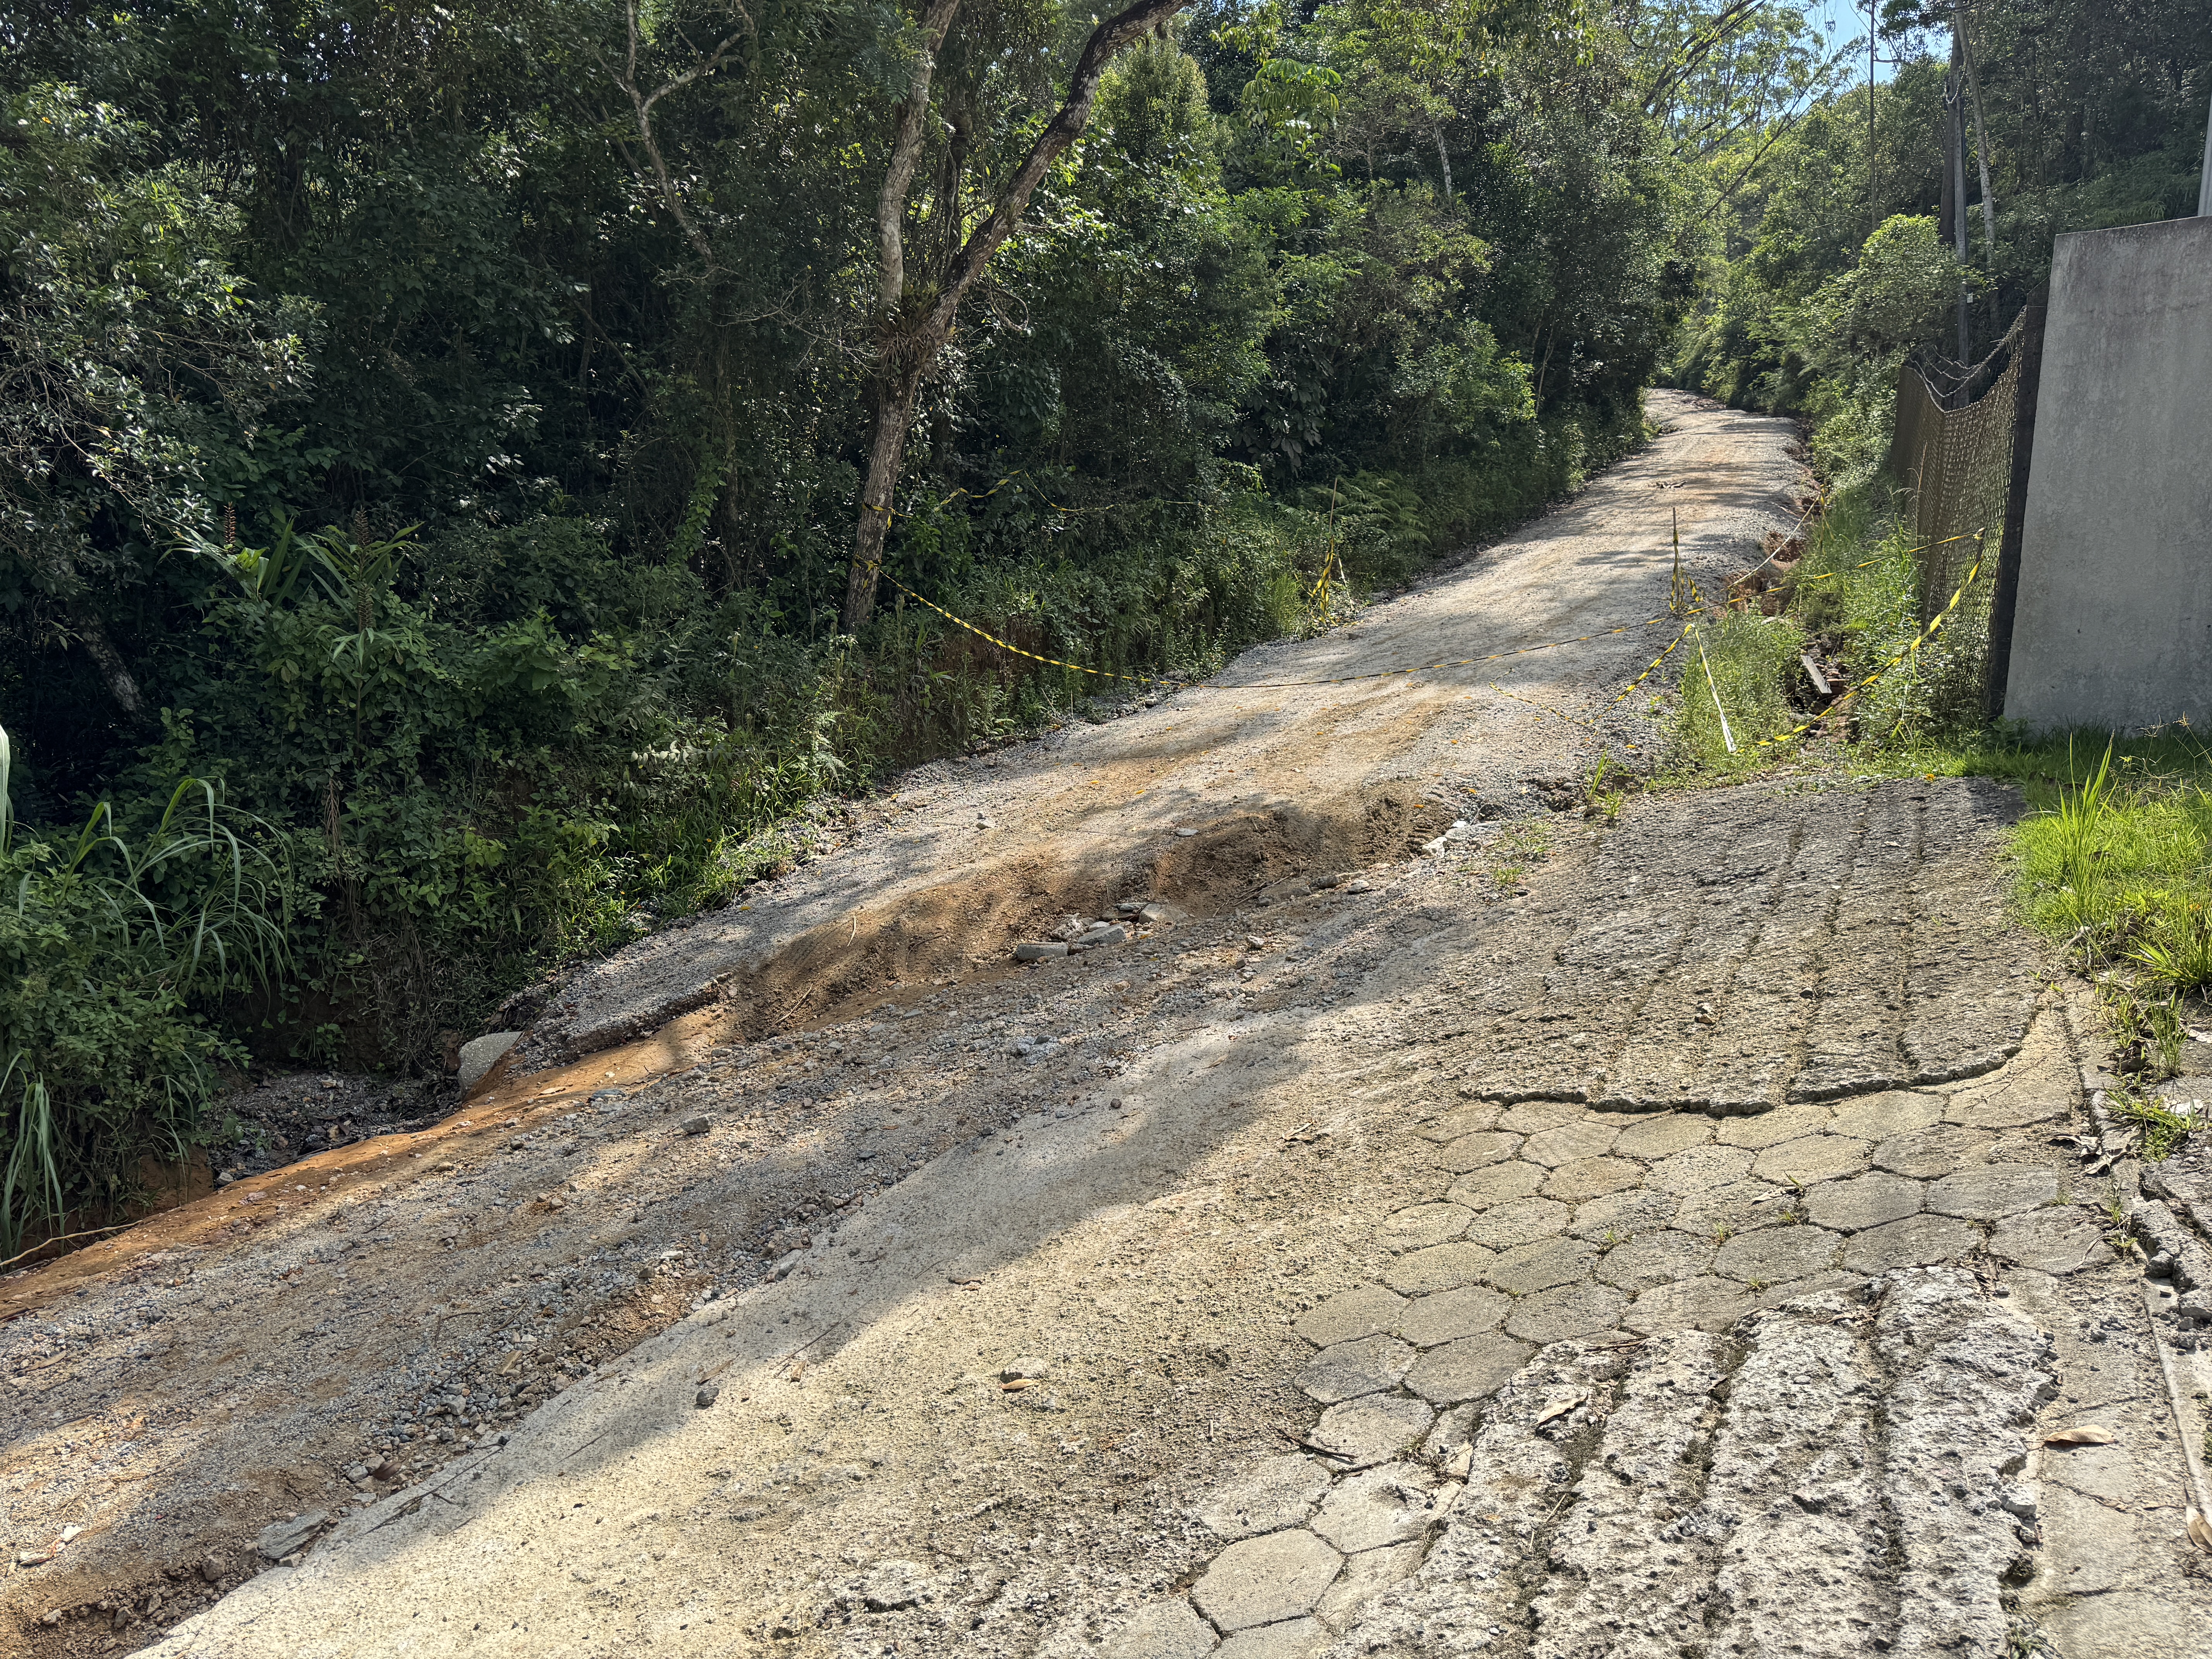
top-left (840, 0), bottom-right (1202, 632)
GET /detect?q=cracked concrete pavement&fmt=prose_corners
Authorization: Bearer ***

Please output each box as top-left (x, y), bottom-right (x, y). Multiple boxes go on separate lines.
top-left (8, 393), bottom-right (2207, 1657)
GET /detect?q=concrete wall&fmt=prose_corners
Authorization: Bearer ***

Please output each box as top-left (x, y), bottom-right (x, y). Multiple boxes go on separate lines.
top-left (2002, 216), bottom-right (2212, 733)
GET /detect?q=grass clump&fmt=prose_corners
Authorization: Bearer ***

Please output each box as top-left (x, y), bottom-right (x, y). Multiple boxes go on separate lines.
top-left (1673, 610), bottom-right (1808, 771)
top-left (2106, 1088), bottom-right (2195, 1162)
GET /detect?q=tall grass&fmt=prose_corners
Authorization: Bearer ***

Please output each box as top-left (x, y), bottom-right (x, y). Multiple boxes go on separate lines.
top-left (0, 722), bottom-right (290, 1253)
top-left (1668, 611), bottom-right (1809, 773)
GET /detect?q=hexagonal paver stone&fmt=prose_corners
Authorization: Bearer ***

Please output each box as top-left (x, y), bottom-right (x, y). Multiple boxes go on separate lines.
top-left (1379, 1203), bottom-right (1474, 1254)
top-left (1712, 1224), bottom-right (1841, 1285)
top-left (1594, 1230), bottom-right (1715, 1290)
top-left (1300, 1335), bottom-right (1417, 1404)
top-left (1505, 1282), bottom-right (1629, 1342)
top-left (1412, 1106), bottom-right (1501, 1143)
top-left (1191, 1530), bottom-right (1342, 1632)
top-left (1498, 1101), bottom-right (1583, 1133)
top-left (1942, 1077), bottom-right (2072, 1130)
top-left (1198, 1456), bottom-right (1334, 1541)
top-left (1488, 1236), bottom-right (1599, 1295)
top-left (1447, 1161), bottom-right (1546, 1211)
top-left (1985, 1125), bottom-right (2079, 1168)
top-left (1805, 1171), bottom-right (1923, 1233)
top-left (1405, 1332), bottom-right (1532, 1405)
top-left (1315, 1540), bottom-right (1424, 1633)
top-left (1216, 1617), bottom-right (1328, 1658)
top-left (1623, 1275), bottom-right (1755, 1335)
top-left (1310, 1462), bottom-right (1461, 1554)
top-left (1715, 1104), bottom-right (1833, 1149)
top-left (1827, 1091), bottom-right (1944, 1142)
top-left (1990, 1207), bottom-right (2109, 1274)
top-left (1648, 1144), bottom-right (1756, 1194)
top-left (1296, 1285), bottom-right (1408, 1348)
top-left (1926, 1164), bottom-right (2061, 1221)
top-left (1543, 1157), bottom-right (1644, 1202)
top-left (1463, 1196), bottom-right (1572, 1250)
top-left (1752, 1271), bottom-right (1860, 1310)
top-left (1751, 1134), bottom-right (1871, 1187)
top-left (1309, 1395), bottom-right (1437, 1466)
top-left (1394, 1286), bottom-right (1511, 1348)
top-left (1382, 1242), bottom-right (1497, 1297)
top-left (1611, 1113), bottom-right (1714, 1160)
top-left (1671, 1178), bottom-right (1786, 1238)
top-left (1101, 1599), bottom-right (1219, 1659)
top-left (1522, 1120), bottom-right (1621, 1168)
top-left (1433, 1132), bottom-right (1523, 1173)
top-left (1570, 1186), bottom-right (1678, 1240)
top-left (1874, 1124), bottom-right (1993, 1179)
top-left (1840, 1212), bottom-right (1979, 1272)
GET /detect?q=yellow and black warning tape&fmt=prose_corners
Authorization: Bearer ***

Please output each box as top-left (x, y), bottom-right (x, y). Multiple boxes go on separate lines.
top-left (1202, 611), bottom-right (1696, 692)
top-left (1606, 616), bottom-right (1698, 710)
top-left (881, 572), bottom-right (1171, 687)
top-left (1489, 682), bottom-right (1604, 733)
top-left (1745, 534), bottom-right (1986, 751)
top-left (1792, 527), bottom-right (1982, 583)
top-left (881, 561), bottom-right (1708, 696)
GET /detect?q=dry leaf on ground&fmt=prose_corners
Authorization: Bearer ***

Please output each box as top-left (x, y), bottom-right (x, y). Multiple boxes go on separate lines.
top-left (2042, 1425), bottom-right (2116, 1446)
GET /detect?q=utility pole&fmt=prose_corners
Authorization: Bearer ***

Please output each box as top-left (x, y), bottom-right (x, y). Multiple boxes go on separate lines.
top-left (1867, 0), bottom-right (1879, 239)
top-left (1947, 34), bottom-right (1970, 361)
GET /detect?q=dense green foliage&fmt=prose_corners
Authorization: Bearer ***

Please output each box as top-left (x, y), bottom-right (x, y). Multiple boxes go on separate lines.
top-left (0, 733), bottom-right (288, 1248)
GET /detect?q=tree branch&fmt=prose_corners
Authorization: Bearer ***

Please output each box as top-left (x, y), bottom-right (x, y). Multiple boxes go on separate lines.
top-left (1697, 103), bottom-right (1810, 221)
top-left (1644, 0), bottom-right (1764, 117)
top-left (878, 0), bottom-right (963, 311)
top-left (928, 0), bottom-right (1195, 338)
top-left (601, 0), bottom-right (753, 270)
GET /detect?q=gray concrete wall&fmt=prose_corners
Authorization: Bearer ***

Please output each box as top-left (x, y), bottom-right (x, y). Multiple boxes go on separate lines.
top-left (2003, 216), bottom-right (2212, 732)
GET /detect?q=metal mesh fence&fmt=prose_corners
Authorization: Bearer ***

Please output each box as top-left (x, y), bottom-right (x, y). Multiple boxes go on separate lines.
top-left (1882, 306), bottom-right (2038, 720)
top-left (1887, 349), bottom-right (2020, 623)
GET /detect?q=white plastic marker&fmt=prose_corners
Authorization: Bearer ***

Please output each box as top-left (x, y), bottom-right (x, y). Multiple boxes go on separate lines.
top-left (1697, 629), bottom-right (1736, 754)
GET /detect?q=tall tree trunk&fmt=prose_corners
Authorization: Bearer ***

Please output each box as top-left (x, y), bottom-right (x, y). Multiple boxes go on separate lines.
top-left (841, 0), bottom-right (1200, 634)
top-left (72, 605), bottom-right (141, 716)
top-left (1947, 39), bottom-right (1970, 361)
top-left (845, 360), bottom-right (930, 631)
top-left (1953, 6), bottom-right (1997, 258)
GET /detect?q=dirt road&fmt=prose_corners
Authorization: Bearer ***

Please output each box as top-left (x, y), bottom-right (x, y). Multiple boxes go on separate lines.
top-left (5, 394), bottom-right (2200, 1657)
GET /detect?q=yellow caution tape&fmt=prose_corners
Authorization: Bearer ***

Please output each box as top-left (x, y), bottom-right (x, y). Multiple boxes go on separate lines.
top-left (879, 566), bottom-right (1703, 696)
top-left (881, 572), bottom-right (1174, 687)
top-left (1791, 528), bottom-right (1981, 583)
top-left (1747, 536), bottom-right (1987, 750)
top-left (864, 469), bottom-right (1202, 523)
top-left (1605, 618), bottom-right (1697, 710)
top-left (1489, 682), bottom-right (1602, 732)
